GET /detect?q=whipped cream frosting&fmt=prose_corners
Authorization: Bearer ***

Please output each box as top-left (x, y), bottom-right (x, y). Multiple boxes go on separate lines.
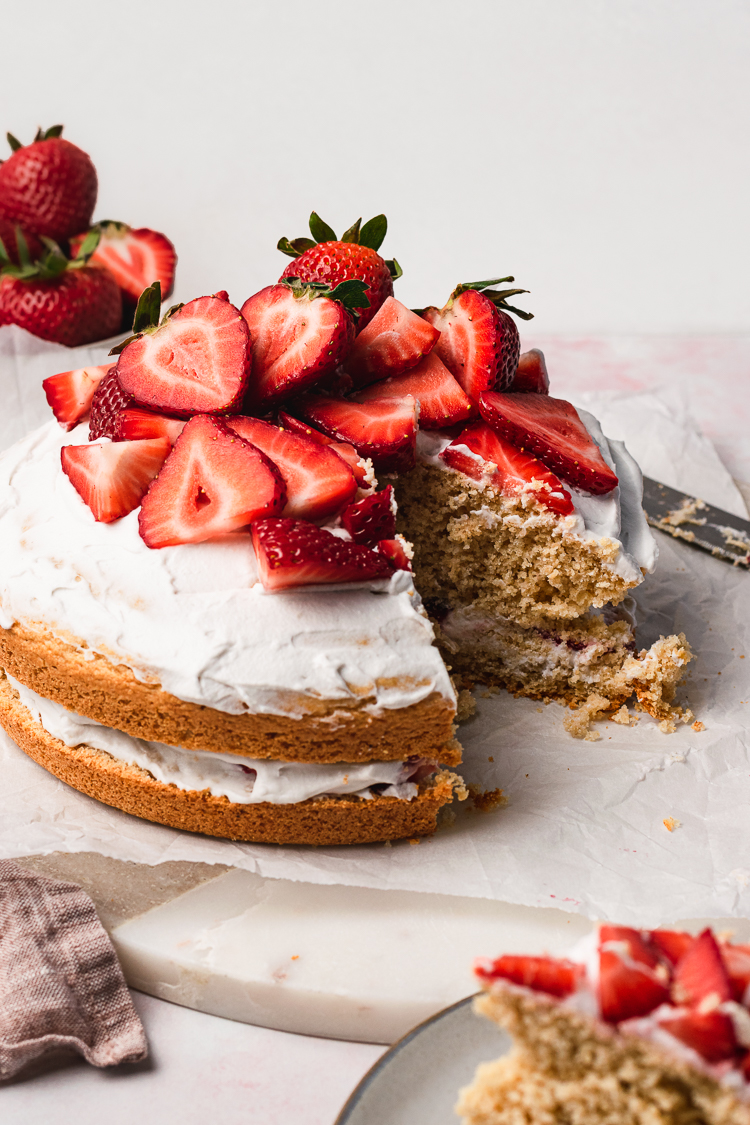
top-left (416, 408), bottom-right (658, 584)
top-left (8, 675), bottom-right (425, 804)
top-left (0, 421), bottom-right (455, 720)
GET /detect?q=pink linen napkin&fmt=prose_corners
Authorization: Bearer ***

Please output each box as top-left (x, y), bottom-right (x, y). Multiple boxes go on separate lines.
top-left (0, 859), bottom-right (148, 1079)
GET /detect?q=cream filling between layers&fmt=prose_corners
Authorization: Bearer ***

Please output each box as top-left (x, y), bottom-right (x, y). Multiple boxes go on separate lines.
top-left (0, 421), bottom-right (456, 720)
top-left (7, 676), bottom-right (425, 804)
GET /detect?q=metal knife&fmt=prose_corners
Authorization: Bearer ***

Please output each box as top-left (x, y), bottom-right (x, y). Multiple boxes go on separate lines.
top-left (641, 476), bottom-right (750, 569)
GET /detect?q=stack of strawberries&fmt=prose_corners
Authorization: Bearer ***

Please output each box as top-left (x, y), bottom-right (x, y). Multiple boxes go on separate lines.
top-left (0, 124), bottom-right (175, 346)
top-left (42, 209), bottom-right (619, 591)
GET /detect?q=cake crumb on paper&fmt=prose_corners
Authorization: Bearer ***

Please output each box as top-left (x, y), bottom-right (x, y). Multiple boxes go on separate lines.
top-left (663, 817), bottom-right (681, 832)
top-left (611, 705), bottom-right (635, 726)
top-left (692, 720), bottom-right (706, 732)
top-left (456, 689), bottom-right (477, 722)
top-left (467, 786), bottom-right (508, 814)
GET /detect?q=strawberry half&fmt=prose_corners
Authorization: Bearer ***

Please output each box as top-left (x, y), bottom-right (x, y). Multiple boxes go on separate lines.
top-left (296, 394), bottom-right (418, 474)
top-left (648, 930), bottom-right (695, 968)
top-left (440, 421), bottom-right (574, 516)
top-left (226, 416), bottom-right (357, 522)
top-left (671, 929), bottom-right (733, 1008)
top-left (114, 409), bottom-right (185, 445)
top-left (341, 486), bottom-right (396, 545)
top-left (508, 349), bottom-right (550, 394)
top-left (89, 367), bottom-right (133, 440)
top-left (475, 955), bottom-right (582, 999)
top-left (720, 943), bottom-right (750, 1004)
top-left (598, 926), bottom-right (670, 1023)
top-left (276, 411), bottom-right (372, 488)
top-left (43, 363), bottom-right (111, 431)
top-left (240, 279), bottom-right (364, 409)
top-left (138, 415), bottom-right (285, 548)
top-left (479, 392), bottom-right (619, 495)
top-left (61, 438), bottom-right (171, 523)
top-left (345, 296), bottom-right (439, 386)
top-left (71, 222), bottom-right (176, 310)
top-left (377, 537), bottom-right (411, 571)
top-left (422, 277), bottom-right (532, 403)
top-left (354, 352), bottom-right (474, 429)
top-left (252, 517), bottom-right (393, 591)
top-left (116, 291), bottom-right (250, 416)
top-left (658, 1009), bottom-right (738, 1064)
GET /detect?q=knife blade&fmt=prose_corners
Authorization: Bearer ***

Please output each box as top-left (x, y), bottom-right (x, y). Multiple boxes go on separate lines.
top-left (641, 476), bottom-right (750, 569)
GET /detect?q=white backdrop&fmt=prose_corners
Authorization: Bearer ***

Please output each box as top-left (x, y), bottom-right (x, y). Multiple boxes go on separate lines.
top-left (0, 0), bottom-right (747, 333)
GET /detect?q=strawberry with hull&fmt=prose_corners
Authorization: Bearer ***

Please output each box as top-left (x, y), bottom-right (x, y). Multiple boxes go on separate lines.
top-left (0, 125), bottom-right (97, 243)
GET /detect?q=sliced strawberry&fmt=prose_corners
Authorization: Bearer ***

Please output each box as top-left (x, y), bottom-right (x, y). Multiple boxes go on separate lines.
top-left (138, 415), bottom-right (285, 548)
top-left (89, 367), bottom-right (133, 440)
top-left (72, 223), bottom-right (176, 306)
top-left (377, 538), bottom-right (411, 571)
top-left (296, 394), bottom-right (418, 474)
top-left (345, 296), bottom-right (439, 386)
top-left (117, 294), bottom-right (250, 416)
top-left (114, 409), bottom-right (186, 445)
top-left (599, 926), bottom-right (670, 1023)
top-left (479, 392), bottom-right (619, 495)
top-left (720, 943), bottom-right (750, 1004)
top-left (354, 352), bottom-right (474, 429)
top-left (276, 411), bottom-right (372, 487)
top-left (226, 416), bottom-right (356, 522)
top-left (43, 363), bottom-right (111, 431)
top-left (474, 955), bottom-right (582, 999)
top-left (440, 421), bottom-right (574, 516)
top-left (252, 517), bottom-right (393, 591)
top-left (508, 349), bottom-right (549, 394)
top-left (671, 929), bottom-right (733, 1008)
top-left (341, 486), bottom-right (395, 544)
top-left (649, 930), bottom-right (695, 968)
top-left (658, 1009), bottom-right (738, 1063)
top-left (241, 281), bottom-right (357, 409)
top-left (61, 438), bottom-right (171, 523)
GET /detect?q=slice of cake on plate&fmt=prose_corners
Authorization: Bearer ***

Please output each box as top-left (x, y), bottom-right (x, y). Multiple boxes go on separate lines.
top-left (458, 924), bottom-right (750, 1124)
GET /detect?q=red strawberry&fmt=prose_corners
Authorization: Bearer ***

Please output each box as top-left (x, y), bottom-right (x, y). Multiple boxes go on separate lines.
top-left (252, 517), bottom-right (393, 591)
top-left (720, 944), bottom-right (750, 1004)
top-left (116, 293), bottom-right (250, 417)
top-left (0, 127), bottom-right (97, 243)
top-left (377, 538), bottom-right (411, 571)
top-left (671, 929), bottom-right (732, 1008)
top-left (114, 409), bottom-right (185, 445)
top-left (43, 363), bottom-right (111, 431)
top-left (508, 349), bottom-right (550, 394)
top-left (226, 416), bottom-right (357, 522)
top-left (89, 367), bottom-right (133, 440)
top-left (658, 1009), bottom-right (738, 1064)
top-left (278, 212), bottom-right (399, 330)
top-left (440, 421), bottom-right (574, 516)
top-left (240, 280), bottom-right (361, 409)
top-left (422, 277), bottom-right (532, 403)
top-left (345, 296), bottom-right (439, 386)
top-left (341, 486), bottom-right (396, 544)
top-left (355, 352), bottom-right (475, 430)
top-left (61, 438), bottom-right (171, 523)
top-left (0, 263), bottom-right (121, 347)
top-left (599, 926), bottom-right (670, 1023)
top-left (479, 392), bottom-right (619, 495)
top-left (296, 394), bottom-right (418, 474)
top-left (138, 415), bottom-right (285, 548)
top-left (277, 411), bottom-right (372, 488)
top-left (0, 217), bottom-right (42, 265)
top-left (649, 930), bottom-right (695, 968)
top-left (71, 223), bottom-right (176, 314)
top-left (474, 955), bottom-right (582, 999)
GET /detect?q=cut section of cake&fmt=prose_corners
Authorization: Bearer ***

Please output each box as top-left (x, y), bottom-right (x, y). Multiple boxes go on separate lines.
top-left (458, 925), bottom-right (750, 1125)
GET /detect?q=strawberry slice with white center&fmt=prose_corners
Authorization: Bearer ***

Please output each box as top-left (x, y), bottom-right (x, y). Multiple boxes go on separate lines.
top-left (648, 930), bottom-right (695, 968)
top-left (241, 280), bottom-right (364, 409)
top-left (114, 409), bottom-right (186, 445)
top-left (296, 394), bottom-right (418, 474)
top-left (61, 438), bottom-right (171, 523)
top-left (138, 415), bottom-right (285, 548)
top-left (252, 517), bottom-right (393, 591)
top-left (598, 925), bottom-right (671, 1023)
top-left (43, 363), bottom-right (111, 431)
top-left (474, 955), bottom-right (582, 999)
top-left (377, 537), bottom-right (411, 571)
top-left (479, 391), bottom-right (619, 495)
top-left (671, 929), bottom-right (733, 1008)
top-left (507, 349), bottom-right (550, 394)
top-left (117, 293), bottom-right (251, 416)
top-left (276, 410), bottom-right (372, 487)
top-left (658, 1009), bottom-right (738, 1064)
top-left (73, 222), bottom-right (177, 306)
top-left (345, 296), bottom-right (440, 387)
top-left (354, 352), bottom-right (474, 429)
top-left (721, 943), bottom-right (750, 1004)
top-left (440, 421), bottom-right (574, 516)
top-left (226, 416), bottom-right (357, 522)
top-left (341, 485), bottom-right (396, 544)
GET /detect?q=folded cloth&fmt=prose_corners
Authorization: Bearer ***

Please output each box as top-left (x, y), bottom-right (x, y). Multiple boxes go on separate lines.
top-left (0, 859), bottom-right (148, 1079)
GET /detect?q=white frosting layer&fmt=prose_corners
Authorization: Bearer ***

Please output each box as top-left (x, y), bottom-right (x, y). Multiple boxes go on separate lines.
top-left (0, 421), bottom-right (455, 719)
top-left (8, 675), bottom-right (423, 804)
top-left (416, 409), bottom-right (658, 583)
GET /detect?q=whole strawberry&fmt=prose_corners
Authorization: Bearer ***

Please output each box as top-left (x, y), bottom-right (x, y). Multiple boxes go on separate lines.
top-left (0, 231), bottom-right (121, 347)
top-left (0, 126), bottom-right (97, 243)
top-left (278, 212), bottom-right (401, 331)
